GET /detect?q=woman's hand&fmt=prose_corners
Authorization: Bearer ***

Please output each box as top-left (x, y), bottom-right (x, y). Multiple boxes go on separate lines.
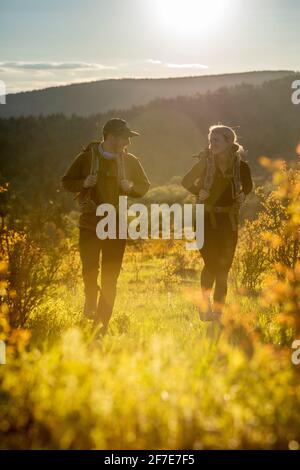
top-left (197, 189), bottom-right (210, 202)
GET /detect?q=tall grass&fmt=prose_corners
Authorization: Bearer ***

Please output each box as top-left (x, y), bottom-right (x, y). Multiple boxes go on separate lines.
top-left (0, 159), bottom-right (299, 449)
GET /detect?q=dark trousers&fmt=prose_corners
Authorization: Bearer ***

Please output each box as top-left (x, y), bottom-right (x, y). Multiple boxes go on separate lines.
top-left (199, 212), bottom-right (238, 306)
top-left (79, 227), bottom-right (126, 330)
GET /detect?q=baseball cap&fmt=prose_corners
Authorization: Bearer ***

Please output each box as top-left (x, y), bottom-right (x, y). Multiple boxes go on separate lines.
top-left (103, 118), bottom-right (140, 138)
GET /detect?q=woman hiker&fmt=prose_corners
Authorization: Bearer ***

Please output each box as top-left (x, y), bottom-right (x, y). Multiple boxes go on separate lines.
top-left (182, 124), bottom-right (253, 322)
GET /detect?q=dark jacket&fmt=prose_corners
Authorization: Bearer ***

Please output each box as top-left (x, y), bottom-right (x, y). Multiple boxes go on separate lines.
top-left (61, 141), bottom-right (150, 230)
top-left (182, 155), bottom-right (253, 207)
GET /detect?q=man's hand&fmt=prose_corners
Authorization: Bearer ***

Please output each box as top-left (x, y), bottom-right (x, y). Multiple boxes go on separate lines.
top-left (83, 174), bottom-right (97, 188)
top-left (197, 189), bottom-right (210, 202)
top-left (235, 191), bottom-right (246, 204)
top-left (120, 179), bottom-right (134, 193)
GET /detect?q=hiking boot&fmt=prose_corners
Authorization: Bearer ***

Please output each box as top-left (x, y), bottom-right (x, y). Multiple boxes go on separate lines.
top-left (211, 311), bottom-right (222, 322)
top-left (199, 300), bottom-right (215, 321)
top-left (84, 308), bottom-right (97, 322)
top-left (212, 303), bottom-right (224, 323)
top-left (83, 294), bottom-right (98, 321)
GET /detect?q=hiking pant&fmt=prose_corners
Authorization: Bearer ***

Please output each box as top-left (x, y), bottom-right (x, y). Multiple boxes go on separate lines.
top-left (79, 227), bottom-right (126, 330)
top-left (199, 212), bottom-right (238, 306)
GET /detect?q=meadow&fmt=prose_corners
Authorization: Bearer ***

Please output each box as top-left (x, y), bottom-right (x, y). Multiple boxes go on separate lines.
top-left (0, 158), bottom-right (299, 450)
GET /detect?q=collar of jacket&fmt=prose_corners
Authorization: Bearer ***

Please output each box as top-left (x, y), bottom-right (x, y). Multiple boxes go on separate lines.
top-left (98, 142), bottom-right (118, 160)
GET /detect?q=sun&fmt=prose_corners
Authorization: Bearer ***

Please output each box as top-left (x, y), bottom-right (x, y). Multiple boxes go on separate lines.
top-left (154, 0), bottom-right (228, 36)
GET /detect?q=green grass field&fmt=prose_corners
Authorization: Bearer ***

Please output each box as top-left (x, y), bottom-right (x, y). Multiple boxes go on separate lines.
top-left (1, 241), bottom-right (299, 450)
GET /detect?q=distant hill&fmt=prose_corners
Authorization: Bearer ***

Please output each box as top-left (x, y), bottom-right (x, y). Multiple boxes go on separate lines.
top-left (0, 70), bottom-right (295, 118)
top-left (1, 73), bottom-right (300, 201)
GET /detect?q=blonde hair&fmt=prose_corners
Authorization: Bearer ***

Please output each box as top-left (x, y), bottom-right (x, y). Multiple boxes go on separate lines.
top-left (208, 124), bottom-right (245, 156)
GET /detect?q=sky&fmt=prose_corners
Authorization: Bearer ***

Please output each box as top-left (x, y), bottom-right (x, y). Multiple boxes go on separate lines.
top-left (0, 0), bottom-right (299, 93)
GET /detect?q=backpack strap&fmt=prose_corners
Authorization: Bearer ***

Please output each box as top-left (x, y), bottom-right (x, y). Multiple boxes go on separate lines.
top-left (203, 153), bottom-right (215, 192)
top-left (202, 151), bottom-right (243, 200)
top-left (232, 152), bottom-right (242, 198)
top-left (90, 143), bottom-right (99, 176)
top-left (117, 152), bottom-right (126, 181)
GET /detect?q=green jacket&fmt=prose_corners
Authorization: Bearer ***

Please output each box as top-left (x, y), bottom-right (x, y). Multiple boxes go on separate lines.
top-left (61, 140), bottom-right (150, 230)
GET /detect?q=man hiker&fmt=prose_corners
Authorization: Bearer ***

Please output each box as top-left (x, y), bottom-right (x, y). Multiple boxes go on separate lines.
top-left (61, 118), bottom-right (150, 334)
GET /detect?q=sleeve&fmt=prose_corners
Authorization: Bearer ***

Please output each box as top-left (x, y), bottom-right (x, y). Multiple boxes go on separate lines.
top-left (241, 161), bottom-right (253, 196)
top-left (181, 159), bottom-right (205, 196)
top-left (61, 151), bottom-right (87, 193)
top-left (128, 157), bottom-right (150, 198)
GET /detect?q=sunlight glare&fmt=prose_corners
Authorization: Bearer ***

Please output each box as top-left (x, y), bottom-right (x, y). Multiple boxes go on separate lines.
top-left (154, 0), bottom-right (230, 36)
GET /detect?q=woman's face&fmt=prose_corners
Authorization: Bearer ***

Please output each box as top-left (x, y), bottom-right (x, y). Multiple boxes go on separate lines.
top-left (209, 131), bottom-right (231, 156)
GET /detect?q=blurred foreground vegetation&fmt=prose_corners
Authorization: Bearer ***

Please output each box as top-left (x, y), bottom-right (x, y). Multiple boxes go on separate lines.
top-left (0, 158), bottom-right (299, 449)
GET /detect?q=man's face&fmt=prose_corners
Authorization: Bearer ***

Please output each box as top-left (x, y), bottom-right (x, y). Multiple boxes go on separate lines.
top-left (111, 133), bottom-right (130, 153)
